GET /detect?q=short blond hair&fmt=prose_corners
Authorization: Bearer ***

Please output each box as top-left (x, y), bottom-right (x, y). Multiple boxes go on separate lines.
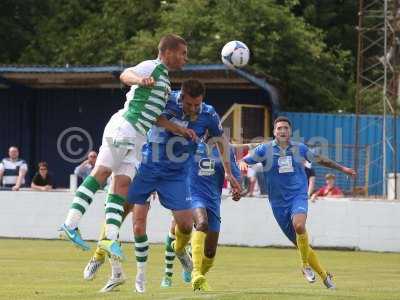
top-left (325, 173), bottom-right (336, 180)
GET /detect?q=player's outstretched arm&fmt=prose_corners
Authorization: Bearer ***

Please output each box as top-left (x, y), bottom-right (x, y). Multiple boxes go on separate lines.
top-left (314, 155), bottom-right (356, 177)
top-left (230, 151), bottom-right (243, 202)
top-left (308, 175), bottom-right (316, 198)
top-left (120, 69), bottom-right (154, 87)
top-left (210, 137), bottom-right (242, 194)
top-left (238, 160), bottom-right (249, 172)
top-left (155, 115), bottom-right (197, 141)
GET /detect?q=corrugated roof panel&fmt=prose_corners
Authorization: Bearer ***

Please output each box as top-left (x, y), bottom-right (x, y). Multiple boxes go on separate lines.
top-left (0, 65), bottom-right (122, 73)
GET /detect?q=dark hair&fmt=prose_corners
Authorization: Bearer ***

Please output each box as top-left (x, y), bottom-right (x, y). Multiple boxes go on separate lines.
top-left (158, 34), bottom-right (187, 53)
top-left (181, 79), bottom-right (205, 98)
top-left (273, 116), bottom-right (292, 128)
top-left (38, 161), bottom-right (48, 169)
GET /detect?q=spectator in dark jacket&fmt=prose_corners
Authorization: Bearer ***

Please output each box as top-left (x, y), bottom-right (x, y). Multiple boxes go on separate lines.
top-left (31, 161), bottom-right (53, 191)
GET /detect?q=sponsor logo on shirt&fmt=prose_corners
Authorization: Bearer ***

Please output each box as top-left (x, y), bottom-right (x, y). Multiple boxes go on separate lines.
top-left (198, 158), bottom-right (216, 176)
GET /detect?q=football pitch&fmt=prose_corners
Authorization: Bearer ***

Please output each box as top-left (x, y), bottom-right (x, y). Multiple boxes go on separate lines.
top-left (1, 239), bottom-right (399, 300)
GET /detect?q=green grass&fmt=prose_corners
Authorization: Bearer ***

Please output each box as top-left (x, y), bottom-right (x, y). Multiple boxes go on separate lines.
top-left (1, 239), bottom-right (400, 300)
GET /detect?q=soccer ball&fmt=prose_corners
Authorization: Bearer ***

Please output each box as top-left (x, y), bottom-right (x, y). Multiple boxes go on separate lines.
top-left (221, 41), bottom-right (250, 68)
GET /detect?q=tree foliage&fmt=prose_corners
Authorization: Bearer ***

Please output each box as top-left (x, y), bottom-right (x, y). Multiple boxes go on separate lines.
top-left (0, 0), bottom-right (50, 64)
top-left (0, 0), bottom-right (357, 112)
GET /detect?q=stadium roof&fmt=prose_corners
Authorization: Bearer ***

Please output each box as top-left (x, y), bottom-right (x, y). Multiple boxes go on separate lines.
top-left (0, 64), bottom-right (279, 110)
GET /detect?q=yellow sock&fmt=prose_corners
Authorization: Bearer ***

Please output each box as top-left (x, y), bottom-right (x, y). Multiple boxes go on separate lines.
top-left (94, 223), bottom-right (107, 261)
top-left (98, 222), bottom-right (107, 240)
top-left (191, 231), bottom-right (206, 277)
top-left (94, 246), bottom-right (107, 261)
top-left (174, 225), bottom-right (191, 255)
top-left (201, 255), bottom-right (215, 275)
top-left (296, 232), bottom-right (310, 267)
top-left (308, 247), bottom-right (327, 280)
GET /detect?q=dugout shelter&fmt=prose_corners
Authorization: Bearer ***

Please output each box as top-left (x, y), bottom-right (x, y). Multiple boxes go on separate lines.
top-left (0, 64), bottom-right (279, 187)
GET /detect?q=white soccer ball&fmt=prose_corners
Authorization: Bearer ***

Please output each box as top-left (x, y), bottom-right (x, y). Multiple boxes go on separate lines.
top-left (221, 41), bottom-right (250, 68)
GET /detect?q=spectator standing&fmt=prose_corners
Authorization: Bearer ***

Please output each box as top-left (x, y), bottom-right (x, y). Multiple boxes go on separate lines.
top-left (0, 146), bottom-right (28, 191)
top-left (31, 162), bottom-right (53, 191)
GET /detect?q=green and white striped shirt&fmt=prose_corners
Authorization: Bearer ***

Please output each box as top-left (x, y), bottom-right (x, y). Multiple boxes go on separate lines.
top-left (121, 59), bottom-right (171, 135)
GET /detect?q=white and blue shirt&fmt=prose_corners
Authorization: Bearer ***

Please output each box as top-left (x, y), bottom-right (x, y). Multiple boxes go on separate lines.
top-left (0, 158), bottom-right (28, 187)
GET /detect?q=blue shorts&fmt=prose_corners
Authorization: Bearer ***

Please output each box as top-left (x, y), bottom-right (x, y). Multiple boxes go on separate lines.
top-left (270, 196), bottom-right (308, 245)
top-left (191, 196), bottom-right (221, 232)
top-left (127, 164), bottom-right (192, 211)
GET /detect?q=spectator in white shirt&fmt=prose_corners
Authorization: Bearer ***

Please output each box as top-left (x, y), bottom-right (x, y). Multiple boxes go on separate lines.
top-left (0, 146), bottom-right (28, 191)
top-left (74, 151), bottom-right (97, 180)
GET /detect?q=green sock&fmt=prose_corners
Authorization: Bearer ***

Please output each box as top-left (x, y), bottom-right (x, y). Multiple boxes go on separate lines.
top-left (105, 194), bottom-right (125, 240)
top-left (164, 232), bottom-right (176, 277)
top-left (65, 176), bottom-right (100, 229)
top-left (135, 234), bottom-right (149, 273)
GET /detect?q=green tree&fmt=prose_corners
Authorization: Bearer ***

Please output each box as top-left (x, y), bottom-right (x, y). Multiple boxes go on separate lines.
top-left (290, 0), bottom-right (358, 111)
top-left (291, 0), bottom-right (358, 57)
top-left (129, 0), bottom-right (353, 112)
top-left (1, 0), bottom-right (356, 113)
top-left (0, 0), bottom-right (50, 63)
top-left (19, 0), bottom-right (162, 65)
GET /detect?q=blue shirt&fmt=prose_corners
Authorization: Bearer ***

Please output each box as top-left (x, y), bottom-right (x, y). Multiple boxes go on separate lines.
top-left (244, 140), bottom-right (314, 207)
top-left (74, 163), bottom-right (93, 180)
top-left (190, 143), bottom-right (241, 203)
top-left (143, 90), bottom-right (223, 172)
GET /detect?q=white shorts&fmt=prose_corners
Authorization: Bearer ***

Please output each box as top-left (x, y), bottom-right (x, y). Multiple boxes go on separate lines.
top-left (248, 163), bottom-right (263, 178)
top-left (96, 113), bottom-right (146, 179)
top-left (247, 165), bottom-right (256, 178)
